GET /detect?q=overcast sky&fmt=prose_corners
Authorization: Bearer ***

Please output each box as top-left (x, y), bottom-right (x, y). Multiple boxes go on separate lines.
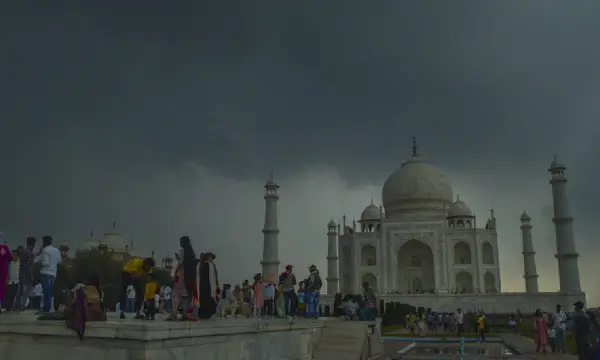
top-left (2, 2), bottom-right (600, 305)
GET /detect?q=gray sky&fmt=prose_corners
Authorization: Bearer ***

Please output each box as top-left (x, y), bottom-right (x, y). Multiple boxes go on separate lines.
top-left (2, 2), bottom-right (600, 305)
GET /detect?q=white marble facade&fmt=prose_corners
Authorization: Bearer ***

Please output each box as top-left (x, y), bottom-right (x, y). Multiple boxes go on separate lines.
top-left (323, 140), bottom-right (586, 312)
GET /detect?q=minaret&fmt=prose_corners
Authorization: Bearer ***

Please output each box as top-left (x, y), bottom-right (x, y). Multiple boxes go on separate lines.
top-left (549, 156), bottom-right (581, 293)
top-left (326, 220), bottom-right (339, 294)
top-left (520, 210), bottom-right (539, 293)
top-left (261, 174), bottom-right (280, 279)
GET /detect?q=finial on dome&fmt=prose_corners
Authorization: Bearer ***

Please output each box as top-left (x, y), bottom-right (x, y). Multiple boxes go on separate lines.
top-left (89, 228), bottom-right (94, 237)
top-left (456, 194), bottom-right (460, 202)
top-left (370, 198), bottom-right (374, 205)
top-left (412, 136), bottom-right (418, 156)
top-left (489, 207), bottom-right (495, 219)
top-left (112, 220), bottom-right (116, 229)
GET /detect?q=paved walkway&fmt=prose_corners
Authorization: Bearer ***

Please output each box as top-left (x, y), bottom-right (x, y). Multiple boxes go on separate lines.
top-left (501, 334), bottom-right (576, 360)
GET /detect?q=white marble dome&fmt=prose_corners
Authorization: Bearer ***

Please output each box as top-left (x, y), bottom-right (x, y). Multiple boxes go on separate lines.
top-left (101, 224), bottom-right (129, 253)
top-left (448, 197), bottom-right (473, 217)
top-left (382, 155), bottom-right (453, 216)
top-left (78, 236), bottom-right (100, 252)
top-left (360, 204), bottom-right (381, 221)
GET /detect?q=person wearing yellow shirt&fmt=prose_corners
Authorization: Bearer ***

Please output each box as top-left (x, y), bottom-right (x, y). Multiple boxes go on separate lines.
top-left (476, 314), bottom-right (486, 342)
top-left (143, 274), bottom-right (158, 320)
top-left (119, 257), bottom-right (155, 319)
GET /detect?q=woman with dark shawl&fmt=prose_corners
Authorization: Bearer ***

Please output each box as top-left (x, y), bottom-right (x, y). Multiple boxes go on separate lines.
top-left (179, 236), bottom-right (197, 320)
top-left (198, 252), bottom-right (218, 319)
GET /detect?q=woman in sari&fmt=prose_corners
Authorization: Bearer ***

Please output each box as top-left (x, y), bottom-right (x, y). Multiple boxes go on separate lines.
top-left (65, 276), bottom-right (106, 340)
top-left (198, 252), bottom-right (218, 319)
top-left (252, 273), bottom-right (264, 317)
top-left (533, 308), bottom-right (548, 353)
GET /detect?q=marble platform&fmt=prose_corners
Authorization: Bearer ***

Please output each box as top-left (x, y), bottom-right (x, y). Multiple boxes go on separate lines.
top-left (0, 312), bottom-right (325, 360)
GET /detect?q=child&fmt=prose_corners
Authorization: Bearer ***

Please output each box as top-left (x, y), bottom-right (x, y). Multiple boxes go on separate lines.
top-left (262, 284), bottom-right (275, 316)
top-left (341, 295), bottom-right (359, 320)
top-left (476, 314), bottom-right (486, 342)
top-left (143, 274), bottom-right (158, 320)
top-left (547, 319), bottom-right (557, 353)
top-left (297, 282), bottom-right (305, 317)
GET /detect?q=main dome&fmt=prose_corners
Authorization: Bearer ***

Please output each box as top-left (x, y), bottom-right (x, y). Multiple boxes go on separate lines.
top-left (382, 154), bottom-right (453, 217)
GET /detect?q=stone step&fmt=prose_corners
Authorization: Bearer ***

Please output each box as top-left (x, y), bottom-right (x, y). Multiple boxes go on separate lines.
top-left (313, 348), bottom-right (362, 360)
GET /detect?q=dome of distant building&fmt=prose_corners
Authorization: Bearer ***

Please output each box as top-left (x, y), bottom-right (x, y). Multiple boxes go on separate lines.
top-left (447, 196), bottom-right (473, 218)
top-left (101, 222), bottom-right (129, 253)
top-left (78, 230), bottom-right (100, 252)
top-left (360, 203), bottom-right (381, 221)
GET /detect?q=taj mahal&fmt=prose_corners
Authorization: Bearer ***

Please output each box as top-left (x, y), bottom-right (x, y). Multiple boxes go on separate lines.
top-left (260, 138), bottom-right (586, 313)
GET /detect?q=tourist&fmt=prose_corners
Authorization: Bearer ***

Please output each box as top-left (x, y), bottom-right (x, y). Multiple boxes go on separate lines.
top-left (533, 308), bottom-right (548, 353)
top-left (5, 249), bottom-right (20, 311)
top-left (252, 273), bottom-right (265, 317)
top-left (508, 316), bottom-right (517, 333)
top-left (0, 240), bottom-right (10, 311)
top-left (242, 280), bottom-right (253, 312)
top-left (65, 276), bottom-right (107, 340)
top-left (454, 308), bottom-right (464, 336)
top-left (553, 304), bottom-right (568, 354)
top-left (119, 257), bottom-right (154, 319)
top-left (179, 236), bottom-right (198, 316)
top-left (585, 311), bottom-right (600, 360)
top-left (38, 236), bottom-right (61, 314)
top-left (166, 267), bottom-right (186, 320)
top-left (297, 282), bottom-right (306, 317)
top-left (359, 281), bottom-right (377, 321)
top-left (305, 264), bottom-right (322, 319)
top-left (547, 318), bottom-right (557, 353)
top-left (13, 237), bottom-right (35, 312)
top-left (163, 284), bottom-right (171, 314)
top-left (198, 252), bottom-right (218, 319)
top-left (279, 265), bottom-right (297, 317)
top-left (125, 284), bottom-right (136, 313)
top-left (571, 301), bottom-right (593, 360)
top-left (263, 282), bottom-right (275, 316)
top-left (143, 273), bottom-right (158, 320)
top-left (341, 295), bottom-right (359, 320)
top-left (30, 281), bottom-right (42, 310)
top-left (476, 313), bottom-right (486, 342)
top-left (217, 284), bottom-right (238, 318)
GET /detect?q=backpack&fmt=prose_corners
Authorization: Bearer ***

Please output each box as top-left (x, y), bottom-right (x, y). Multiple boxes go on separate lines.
top-left (309, 273), bottom-right (322, 290)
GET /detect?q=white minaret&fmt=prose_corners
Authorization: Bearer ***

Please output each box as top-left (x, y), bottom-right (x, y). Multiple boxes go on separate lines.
top-left (549, 156), bottom-right (581, 293)
top-left (520, 210), bottom-right (539, 293)
top-left (261, 174), bottom-right (280, 279)
top-left (326, 220), bottom-right (339, 294)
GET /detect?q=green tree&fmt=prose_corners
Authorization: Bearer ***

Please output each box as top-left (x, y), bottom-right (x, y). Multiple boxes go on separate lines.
top-left (71, 250), bottom-right (122, 308)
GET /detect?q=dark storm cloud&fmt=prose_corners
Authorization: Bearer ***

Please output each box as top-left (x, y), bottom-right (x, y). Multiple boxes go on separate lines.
top-left (2, 2), bottom-right (600, 302)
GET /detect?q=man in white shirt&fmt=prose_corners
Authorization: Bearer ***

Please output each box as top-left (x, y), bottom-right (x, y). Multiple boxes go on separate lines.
top-left (553, 304), bottom-right (568, 354)
top-left (126, 285), bottom-right (136, 313)
top-left (38, 236), bottom-right (61, 313)
top-left (163, 285), bottom-right (172, 313)
top-left (454, 308), bottom-right (464, 336)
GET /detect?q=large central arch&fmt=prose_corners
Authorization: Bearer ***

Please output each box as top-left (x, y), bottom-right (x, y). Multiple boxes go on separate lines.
top-left (397, 239), bottom-right (434, 293)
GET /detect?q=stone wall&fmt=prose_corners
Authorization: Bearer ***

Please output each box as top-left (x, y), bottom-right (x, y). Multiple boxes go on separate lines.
top-left (0, 316), bottom-right (324, 360)
top-left (321, 291), bottom-right (586, 313)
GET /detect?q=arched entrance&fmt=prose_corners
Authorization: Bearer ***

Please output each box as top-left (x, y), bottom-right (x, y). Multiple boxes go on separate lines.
top-left (482, 242), bottom-right (495, 264)
top-left (455, 271), bottom-right (474, 294)
top-left (397, 239), bottom-right (434, 293)
top-left (453, 241), bottom-right (472, 265)
top-left (484, 271), bottom-right (496, 293)
top-left (362, 273), bottom-right (378, 293)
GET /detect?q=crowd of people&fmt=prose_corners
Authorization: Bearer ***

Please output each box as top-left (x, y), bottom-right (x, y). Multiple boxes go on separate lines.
top-left (0, 236), bottom-right (62, 314)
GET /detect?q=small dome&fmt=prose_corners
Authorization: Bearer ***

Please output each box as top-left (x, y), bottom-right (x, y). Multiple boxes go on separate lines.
top-left (327, 220), bottom-right (337, 227)
top-left (360, 204), bottom-right (381, 221)
top-left (101, 222), bottom-right (129, 253)
top-left (520, 210), bottom-right (531, 222)
top-left (447, 196), bottom-right (472, 218)
top-left (78, 237), bottom-right (100, 252)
